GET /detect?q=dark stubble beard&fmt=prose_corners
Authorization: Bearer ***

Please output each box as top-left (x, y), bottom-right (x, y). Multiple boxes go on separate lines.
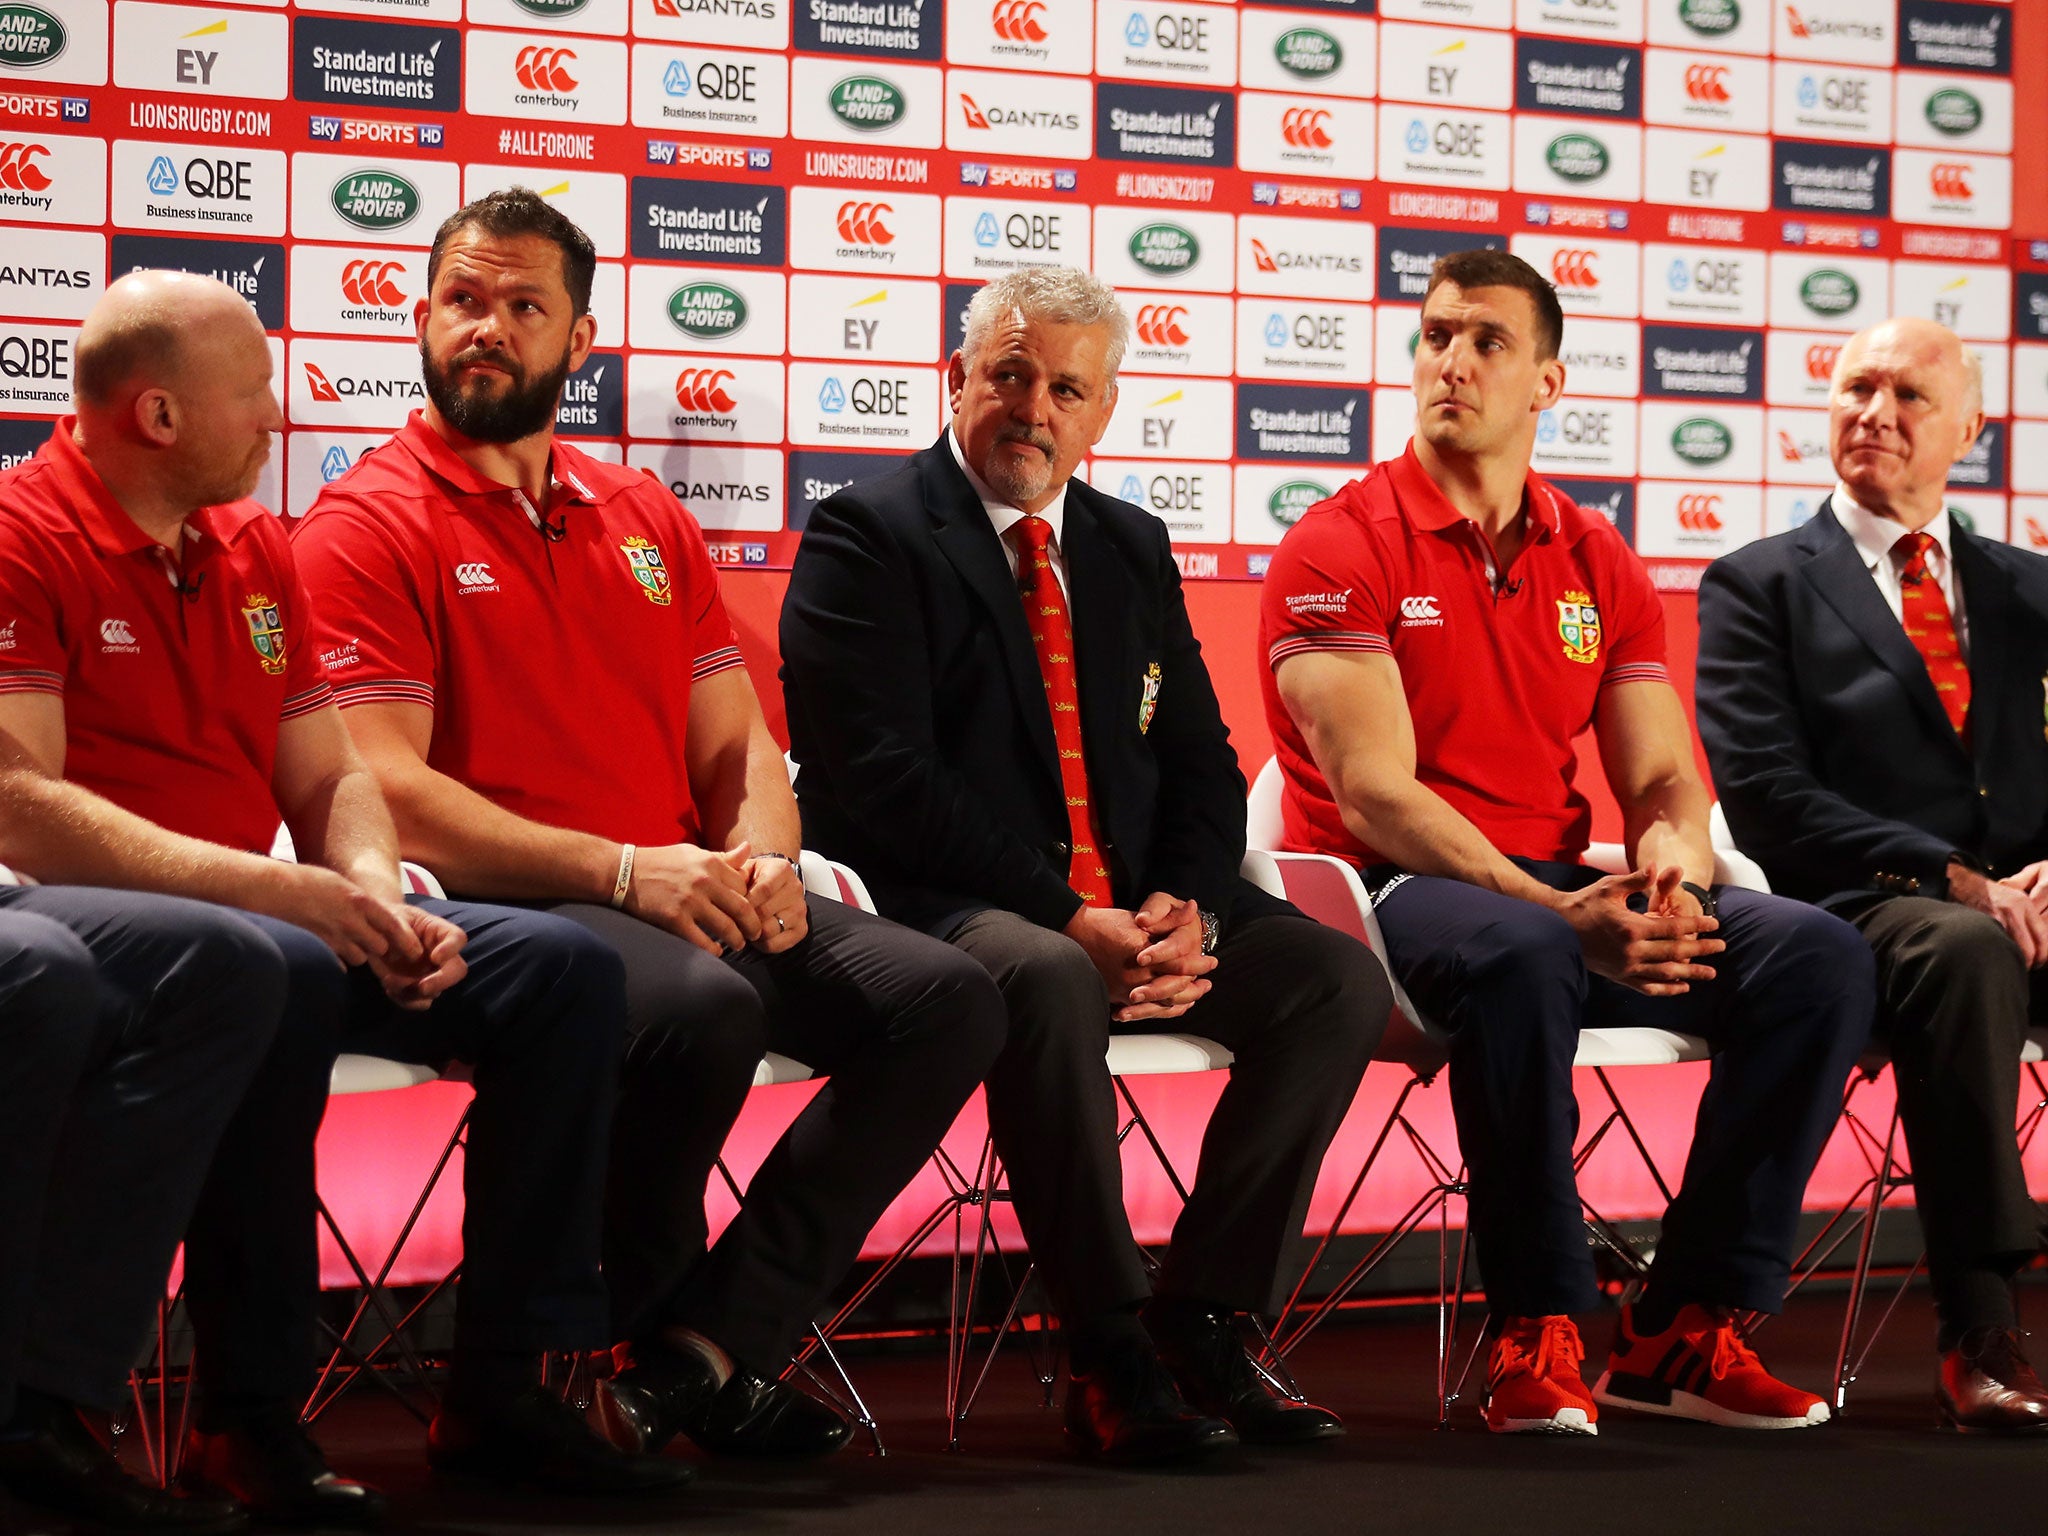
top-left (421, 339), bottom-right (572, 443)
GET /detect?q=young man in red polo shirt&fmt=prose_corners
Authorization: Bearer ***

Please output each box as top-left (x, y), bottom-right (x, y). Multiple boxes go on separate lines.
top-left (0, 270), bottom-right (689, 1512)
top-left (1260, 249), bottom-right (1874, 1435)
top-left (292, 191), bottom-right (1005, 1460)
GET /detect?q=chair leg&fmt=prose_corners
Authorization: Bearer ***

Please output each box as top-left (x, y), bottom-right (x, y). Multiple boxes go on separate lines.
top-left (1833, 1106), bottom-right (1905, 1413)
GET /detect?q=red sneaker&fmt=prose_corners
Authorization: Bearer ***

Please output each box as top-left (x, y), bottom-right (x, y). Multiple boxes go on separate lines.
top-left (1484, 1315), bottom-right (1598, 1436)
top-left (1593, 1303), bottom-right (1829, 1429)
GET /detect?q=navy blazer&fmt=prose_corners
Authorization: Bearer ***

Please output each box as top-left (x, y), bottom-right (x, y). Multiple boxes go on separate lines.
top-left (779, 434), bottom-right (1280, 942)
top-left (1696, 498), bottom-right (2048, 909)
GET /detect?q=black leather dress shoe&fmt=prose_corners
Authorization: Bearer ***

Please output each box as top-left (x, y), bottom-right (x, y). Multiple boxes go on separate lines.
top-left (674, 1372), bottom-right (855, 1459)
top-left (1146, 1302), bottom-right (1346, 1445)
top-left (595, 1344), bottom-right (724, 1456)
top-left (428, 1386), bottom-right (695, 1494)
top-left (1940, 1328), bottom-right (2048, 1434)
top-left (180, 1407), bottom-right (387, 1528)
top-left (1064, 1343), bottom-right (1239, 1464)
top-left (0, 1401), bottom-right (247, 1534)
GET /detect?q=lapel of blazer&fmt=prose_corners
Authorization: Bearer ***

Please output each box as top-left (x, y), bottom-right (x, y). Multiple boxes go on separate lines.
top-left (1060, 488), bottom-right (1131, 781)
top-left (919, 437), bottom-right (1063, 795)
top-left (1953, 523), bottom-right (2016, 761)
top-left (1797, 497), bottom-right (1970, 759)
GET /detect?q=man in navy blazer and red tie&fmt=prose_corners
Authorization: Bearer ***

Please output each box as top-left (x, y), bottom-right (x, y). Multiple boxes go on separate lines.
top-left (780, 267), bottom-right (1392, 1462)
top-left (1698, 317), bottom-right (2048, 1431)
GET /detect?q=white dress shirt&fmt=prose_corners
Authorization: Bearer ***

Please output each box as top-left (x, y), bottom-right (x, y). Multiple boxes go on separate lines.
top-left (948, 421), bottom-right (1071, 600)
top-left (1832, 483), bottom-right (1969, 660)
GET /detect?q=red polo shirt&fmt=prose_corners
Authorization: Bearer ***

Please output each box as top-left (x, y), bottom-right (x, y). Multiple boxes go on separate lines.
top-left (290, 413), bottom-right (746, 848)
top-left (0, 420), bottom-right (329, 854)
top-left (1258, 444), bottom-right (1668, 867)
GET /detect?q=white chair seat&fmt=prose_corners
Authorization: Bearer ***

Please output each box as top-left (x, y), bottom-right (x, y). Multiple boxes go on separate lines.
top-left (1105, 1032), bottom-right (1234, 1076)
top-left (328, 1054), bottom-right (441, 1096)
top-left (1573, 1027), bottom-right (1713, 1068)
top-left (752, 1052), bottom-right (815, 1088)
top-left (2024, 1028), bottom-right (2047, 1066)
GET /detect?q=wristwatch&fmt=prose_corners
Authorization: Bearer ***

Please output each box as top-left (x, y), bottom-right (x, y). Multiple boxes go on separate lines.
top-left (1199, 907), bottom-right (1221, 954)
top-left (1679, 880), bottom-right (1719, 918)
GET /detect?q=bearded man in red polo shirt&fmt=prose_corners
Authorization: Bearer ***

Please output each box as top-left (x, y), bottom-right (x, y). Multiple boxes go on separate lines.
top-left (292, 190), bottom-right (1005, 1461)
top-left (1260, 249), bottom-right (1874, 1436)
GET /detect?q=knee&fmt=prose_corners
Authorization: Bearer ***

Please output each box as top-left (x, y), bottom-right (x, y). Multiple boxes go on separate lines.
top-left (630, 958), bottom-right (767, 1080)
top-left (1290, 925), bottom-right (1395, 1060)
top-left (995, 930), bottom-right (1111, 1051)
top-left (899, 943), bottom-right (1010, 1069)
top-left (183, 913), bottom-right (291, 1058)
top-left (1463, 905), bottom-right (1586, 998)
top-left (0, 919), bottom-right (100, 1062)
top-left (510, 912), bottom-right (630, 1051)
top-left (1888, 902), bottom-right (2029, 1042)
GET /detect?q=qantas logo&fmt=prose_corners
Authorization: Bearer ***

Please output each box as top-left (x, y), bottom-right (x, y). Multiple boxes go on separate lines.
top-left (304, 362), bottom-right (341, 402)
top-left (1134, 304), bottom-right (1189, 347)
top-left (990, 0), bottom-right (1048, 42)
top-left (2025, 515), bottom-right (2048, 551)
top-left (673, 367), bottom-right (738, 413)
top-left (1550, 248), bottom-right (1599, 289)
top-left (1805, 342), bottom-right (1840, 382)
top-left (836, 200), bottom-right (893, 245)
top-left (1281, 107), bottom-right (1333, 150)
top-left (341, 260), bottom-right (406, 308)
top-left (1685, 64), bottom-right (1730, 104)
top-left (1930, 163), bottom-right (1973, 201)
top-left (0, 142), bottom-right (49, 192)
top-left (515, 46), bottom-right (578, 93)
top-left (1784, 6), bottom-right (1883, 44)
top-left (1676, 493), bottom-right (1723, 532)
top-left (959, 93), bottom-right (989, 129)
top-left (302, 361), bottom-right (422, 402)
top-left (1251, 238), bottom-right (1279, 274)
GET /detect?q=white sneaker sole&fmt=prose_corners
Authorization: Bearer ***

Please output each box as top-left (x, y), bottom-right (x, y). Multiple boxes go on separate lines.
top-left (1591, 1370), bottom-right (1830, 1430)
top-left (1485, 1406), bottom-right (1597, 1436)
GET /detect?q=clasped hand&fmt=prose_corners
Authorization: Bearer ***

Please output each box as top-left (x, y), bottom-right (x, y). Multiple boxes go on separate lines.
top-left (1064, 891), bottom-right (1218, 1022)
top-left (1553, 864), bottom-right (1723, 998)
top-left (625, 840), bottom-right (810, 956)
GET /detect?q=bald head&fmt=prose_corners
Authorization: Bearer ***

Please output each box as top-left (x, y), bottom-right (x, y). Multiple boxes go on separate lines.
top-left (1828, 315), bottom-right (1985, 530)
top-left (75, 270), bottom-right (262, 411)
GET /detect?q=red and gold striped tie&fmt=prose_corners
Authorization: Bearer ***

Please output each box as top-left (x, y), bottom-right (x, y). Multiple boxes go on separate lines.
top-left (1897, 529), bottom-right (1971, 739)
top-left (1012, 515), bottom-right (1114, 907)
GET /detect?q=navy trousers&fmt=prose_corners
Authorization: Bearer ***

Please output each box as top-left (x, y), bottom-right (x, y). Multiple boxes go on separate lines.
top-left (180, 897), bottom-right (628, 1411)
top-left (0, 887), bottom-right (284, 1416)
top-left (1371, 860), bottom-right (1874, 1318)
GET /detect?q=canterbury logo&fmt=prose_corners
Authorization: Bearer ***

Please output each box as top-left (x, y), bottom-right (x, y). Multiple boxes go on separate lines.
top-left (1684, 64), bottom-right (1730, 103)
top-left (1550, 248), bottom-right (1598, 288)
top-left (515, 46), bottom-right (578, 92)
top-left (1399, 596), bottom-right (1440, 620)
top-left (836, 200), bottom-right (894, 244)
top-left (1805, 342), bottom-right (1840, 382)
top-left (990, 0), bottom-right (1048, 42)
top-left (1930, 163), bottom-right (1973, 200)
top-left (674, 368), bottom-right (737, 413)
top-left (1134, 304), bottom-right (1189, 347)
top-left (0, 141), bottom-right (50, 192)
top-left (1281, 107), bottom-right (1333, 149)
top-left (1676, 493), bottom-right (1723, 532)
top-left (341, 259), bottom-right (406, 307)
top-left (454, 563), bottom-right (494, 587)
top-left (1251, 237), bottom-right (1278, 274)
top-left (100, 618), bottom-right (136, 646)
top-left (303, 362), bottom-right (340, 402)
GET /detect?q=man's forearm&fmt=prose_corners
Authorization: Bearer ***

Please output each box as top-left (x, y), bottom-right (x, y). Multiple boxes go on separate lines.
top-left (289, 764), bottom-right (404, 902)
top-left (1336, 772), bottom-right (1565, 908)
top-left (701, 721), bottom-right (801, 862)
top-left (370, 751), bottom-right (621, 902)
top-left (1626, 782), bottom-right (1715, 887)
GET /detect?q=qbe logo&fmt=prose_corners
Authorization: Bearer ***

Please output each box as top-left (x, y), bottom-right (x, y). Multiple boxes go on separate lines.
top-left (293, 18), bottom-right (463, 115)
top-left (1096, 5), bottom-right (1239, 87)
top-left (1237, 301), bottom-right (1373, 385)
top-left (629, 43), bottom-right (788, 138)
top-left (111, 4), bottom-right (289, 101)
top-left (1379, 104), bottom-right (1509, 190)
top-left (627, 352), bottom-right (786, 442)
top-left (284, 429), bottom-right (384, 517)
top-left (787, 275), bottom-right (941, 364)
top-left (1772, 62), bottom-right (1890, 143)
top-left (946, 69), bottom-right (1091, 160)
top-left (1093, 459), bottom-right (1230, 542)
top-left (1644, 242), bottom-right (1766, 326)
top-left (791, 186), bottom-right (939, 275)
top-left (0, 130), bottom-right (102, 224)
top-left (0, 321), bottom-right (75, 414)
top-left (289, 338), bottom-right (426, 430)
top-left (1531, 398), bottom-right (1638, 477)
top-left (1093, 377), bottom-right (1233, 461)
top-left (631, 0), bottom-right (789, 55)
top-left (1510, 234), bottom-right (1638, 317)
top-left (1515, 0), bottom-right (1642, 44)
top-left (787, 361), bottom-right (939, 447)
top-left (944, 196), bottom-right (1084, 278)
top-left (114, 139), bottom-right (286, 236)
top-left (632, 178), bottom-right (787, 266)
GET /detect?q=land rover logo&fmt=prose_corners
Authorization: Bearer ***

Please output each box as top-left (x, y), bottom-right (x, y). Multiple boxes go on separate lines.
top-left (1269, 480), bottom-right (1332, 527)
top-left (1924, 89), bottom-right (1983, 138)
top-left (0, 5), bottom-right (66, 69)
top-left (830, 76), bottom-right (906, 132)
top-left (1672, 417), bottom-right (1733, 465)
top-left (332, 170), bottom-right (421, 232)
top-left (1676, 0), bottom-right (1739, 36)
top-left (1407, 328), bottom-right (1420, 358)
top-left (512, 0), bottom-right (591, 12)
top-left (1129, 223), bottom-right (1198, 275)
top-left (1546, 134), bottom-right (1609, 183)
top-left (1799, 268), bottom-right (1859, 317)
top-left (1274, 28), bottom-right (1341, 79)
top-left (667, 282), bottom-right (748, 340)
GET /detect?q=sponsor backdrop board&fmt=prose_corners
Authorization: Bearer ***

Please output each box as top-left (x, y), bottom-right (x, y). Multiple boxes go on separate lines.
top-left (0, 0), bottom-right (2030, 584)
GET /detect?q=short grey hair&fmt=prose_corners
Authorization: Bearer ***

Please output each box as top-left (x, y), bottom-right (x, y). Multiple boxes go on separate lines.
top-left (959, 267), bottom-right (1130, 381)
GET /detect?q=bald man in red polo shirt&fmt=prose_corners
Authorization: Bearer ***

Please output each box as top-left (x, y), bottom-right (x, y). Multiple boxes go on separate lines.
top-left (1260, 249), bottom-right (1873, 1437)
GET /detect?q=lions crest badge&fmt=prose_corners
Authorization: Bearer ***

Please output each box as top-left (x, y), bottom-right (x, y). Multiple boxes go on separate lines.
top-left (1138, 661), bottom-right (1162, 734)
top-left (1557, 590), bottom-right (1601, 665)
top-left (620, 537), bottom-right (673, 606)
top-left (241, 593), bottom-right (286, 676)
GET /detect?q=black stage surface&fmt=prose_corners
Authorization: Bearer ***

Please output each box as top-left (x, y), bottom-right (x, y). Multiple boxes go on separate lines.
top-left (8, 1286), bottom-right (2041, 1536)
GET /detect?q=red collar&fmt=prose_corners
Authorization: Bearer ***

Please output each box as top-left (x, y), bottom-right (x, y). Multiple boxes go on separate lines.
top-left (1386, 442), bottom-right (1559, 542)
top-left (393, 411), bottom-right (601, 507)
top-left (42, 419), bottom-right (266, 557)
